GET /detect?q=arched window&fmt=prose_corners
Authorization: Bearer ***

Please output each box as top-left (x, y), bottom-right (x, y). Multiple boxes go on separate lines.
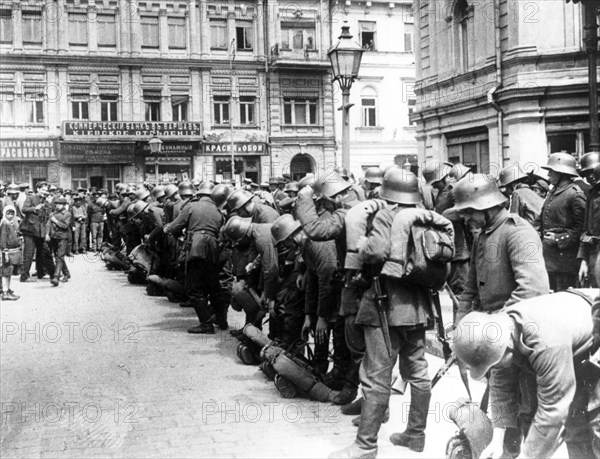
top-left (454, 0), bottom-right (470, 72)
top-left (360, 86), bottom-right (378, 127)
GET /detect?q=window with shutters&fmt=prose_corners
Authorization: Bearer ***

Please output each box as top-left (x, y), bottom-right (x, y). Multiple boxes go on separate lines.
top-left (71, 93), bottom-right (89, 120)
top-left (283, 98), bottom-right (318, 125)
top-left (172, 95), bottom-right (188, 122)
top-left (446, 132), bottom-right (489, 173)
top-left (0, 10), bottom-right (12, 43)
top-left (25, 92), bottom-right (45, 124)
top-left (239, 96), bottom-right (255, 125)
top-left (210, 19), bottom-right (227, 49)
top-left (281, 23), bottom-right (315, 50)
top-left (359, 21), bottom-right (376, 51)
top-left (168, 17), bottom-right (186, 49)
top-left (213, 95), bottom-right (230, 125)
top-left (404, 23), bottom-right (413, 53)
top-left (236, 22), bottom-right (252, 50)
top-left (0, 92), bottom-right (14, 123)
top-left (22, 12), bottom-right (42, 44)
top-left (69, 13), bottom-right (88, 45)
top-left (100, 94), bottom-right (118, 121)
top-left (141, 16), bottom-right (159, 48)
top-left (98, 14), bottom-right (116, 47)
top-left (144, 91), bottom-right (161, 121)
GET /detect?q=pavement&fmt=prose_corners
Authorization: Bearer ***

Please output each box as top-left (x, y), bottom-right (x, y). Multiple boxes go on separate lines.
top-left (0, 254), bottom-right (568, 458)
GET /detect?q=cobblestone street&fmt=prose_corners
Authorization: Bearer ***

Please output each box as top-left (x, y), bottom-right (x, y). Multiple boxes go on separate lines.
top-left (0, 254), bottom-right (557, 459)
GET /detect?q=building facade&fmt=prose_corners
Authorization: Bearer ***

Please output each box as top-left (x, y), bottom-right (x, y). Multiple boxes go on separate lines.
top-left (333, 0), bottom-right (418, 174)
top-left (413, 0), bottom-right (599, 174)
top-left (0, 0), bottom-right (335, 190)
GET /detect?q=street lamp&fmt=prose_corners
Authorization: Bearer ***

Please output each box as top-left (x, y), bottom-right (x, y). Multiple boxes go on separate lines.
top-left (566, 0), bottom-right (600, 151)
top-left (328, 22), bottom-right (364, 170)
top-left (148, 135), bottom-right (163, 185)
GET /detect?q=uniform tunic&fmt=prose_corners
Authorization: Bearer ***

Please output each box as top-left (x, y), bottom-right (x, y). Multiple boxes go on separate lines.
top-left (509, 184), bottom-right (543, 227)
top-left (457, 209), bottom-right (549, 321)
top-left (536, 180), bottom-right (586, 274)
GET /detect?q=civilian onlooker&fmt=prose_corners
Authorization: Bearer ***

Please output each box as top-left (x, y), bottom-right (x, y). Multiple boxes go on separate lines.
top-left (45, 197), bottom-right (72, 286)
top-left (71, 197), bottom-right (87, 254)
top-left (87, 192), bottom-right (106, 252)
top-left (0, 205), bottom-right (22, 300)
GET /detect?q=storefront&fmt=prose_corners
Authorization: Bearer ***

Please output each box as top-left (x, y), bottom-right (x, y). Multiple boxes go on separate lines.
top-left (140, 141), bottom-right (197, 184)
top-left (61, 121), bottom-right (203, 189)
top-left (0, 139), bottom-right (59, 187)
top-left (60, 142), bottom-right (136, 192)
top-left (204, 142), bottom-right (268, 185)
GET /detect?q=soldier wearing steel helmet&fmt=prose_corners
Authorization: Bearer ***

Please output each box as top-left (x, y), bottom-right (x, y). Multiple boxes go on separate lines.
top-left (331, 167), bottom-right (432, 458)
top-left (164, 182), bottom-right (226, 334)
top-left (162, 184), bottom-right (180, 224)
top-left (272, 213), bottom-right (344, 377)
top-left (227, 189), bottom-right (279, 224)
top-left (534, 152), bottom-right (587, 291)
top-left (497, 164), bottom-right (543, 227)
top-left (578, 160), bottom-right (600, 288)
top-left (362, 167), bottom-right (383, 200)
top-left (452, 291), bottom-right (599, 459)
top-left (224, 216), bottom-right (280, 333)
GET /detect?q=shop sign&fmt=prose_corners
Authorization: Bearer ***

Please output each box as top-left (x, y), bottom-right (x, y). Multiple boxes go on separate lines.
top-left (61, 143), bottom-right (135, 164)
top-left (204, 142), bottom-right (266, 155)
top-left (63, 121), bottom-right (202, 137)
top-left (0, 139), bottom-right (57, 161)
top-left (141, 142), bottom-right (198, 156)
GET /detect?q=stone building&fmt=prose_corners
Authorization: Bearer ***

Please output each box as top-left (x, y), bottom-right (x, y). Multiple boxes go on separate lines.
top-left (332, 0), bottom-right (418, 174)
top-left (413, 0), bottom-right (599, 174)
top-left (0, 0), bottom-right (335, 190)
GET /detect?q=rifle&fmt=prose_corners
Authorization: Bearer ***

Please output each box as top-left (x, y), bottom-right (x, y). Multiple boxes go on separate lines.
top-left (373, 276), bottom-right (393, 358)
top-left (430, 283), bottom-right (472, 399)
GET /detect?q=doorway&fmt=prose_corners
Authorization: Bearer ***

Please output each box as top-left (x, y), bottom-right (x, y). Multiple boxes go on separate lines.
top-left (290, 154), bottom-right (314, 181)
top-left (90, 176), bottom-right (104, 190)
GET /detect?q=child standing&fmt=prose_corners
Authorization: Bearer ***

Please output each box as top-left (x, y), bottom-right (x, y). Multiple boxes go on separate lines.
top-left (0, 205), bottom-right (22, 300)
top-left (45, 197), bottom-right (72, 286)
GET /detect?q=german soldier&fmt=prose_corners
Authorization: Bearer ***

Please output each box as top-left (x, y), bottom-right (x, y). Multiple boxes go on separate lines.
top-left (164, 185), bottom-right (226, 334)
top-left (579, 159), bottom-right (600, 288)
top-left (453, 292), bottom-right (599, 459)
top-left (497, 164), bottom-right (543, 227)
top-left (330, 168), bottom-right (432, 458)
top-left (536, 152), bottom-right (586, 291)
top-left (227, 189), bottom-right (279, 223)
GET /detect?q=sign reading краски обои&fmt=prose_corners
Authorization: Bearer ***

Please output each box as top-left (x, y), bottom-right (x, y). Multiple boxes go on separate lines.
top-left (62, 121), bottom-right (202, 137)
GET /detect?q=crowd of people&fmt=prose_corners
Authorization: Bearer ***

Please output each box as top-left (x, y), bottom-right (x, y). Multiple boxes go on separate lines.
top-left (1, 150), bottom-right (599, 458)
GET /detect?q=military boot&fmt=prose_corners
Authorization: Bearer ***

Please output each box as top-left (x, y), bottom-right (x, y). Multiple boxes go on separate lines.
top-left (329, 399), bottom-right (388, 459)
top-left (389, 387), bottom-right (431, 453)
top-left (352, 407), bottom-right (389, 426)
top-left (332, 384), bottom-right (358, 406)
top-left (341, 396), bottom-right (363, 415)
top-left (188, 298), bottom-right (215, 334)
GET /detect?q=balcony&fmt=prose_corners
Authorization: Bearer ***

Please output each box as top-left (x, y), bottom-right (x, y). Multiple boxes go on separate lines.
top-left (269, 44), bottom-right (330, 71)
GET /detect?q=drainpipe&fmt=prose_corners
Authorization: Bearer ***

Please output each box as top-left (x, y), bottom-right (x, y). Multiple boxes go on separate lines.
top-left (488, 0), bottom-right (504, 167)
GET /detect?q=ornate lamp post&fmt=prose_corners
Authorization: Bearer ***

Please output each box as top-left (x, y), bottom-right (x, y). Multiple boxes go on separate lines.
top-left (568, 0), bottom-right (600, 151)
top-left (148, 135), bottom-right (163, 185)
top-left (328, 22), bottom-right (364, 169)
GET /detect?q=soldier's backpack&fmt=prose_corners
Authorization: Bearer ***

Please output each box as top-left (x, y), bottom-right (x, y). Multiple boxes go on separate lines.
top-left (382, 208), bottom-right (455, 290)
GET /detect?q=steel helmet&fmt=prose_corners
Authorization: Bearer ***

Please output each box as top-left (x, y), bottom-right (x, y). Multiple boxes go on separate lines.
top-left (126, 203), bottom-right (137, 219)
top-left (284, 182), bottom-right (300, 194)
top-left (364, 167), bottom-right (384, 185)
top-left (317, 172), bottom-right (352, 199)
top-left (498, 164), bottom-right (527, 188)
top-left (130, 201), bottom-right (149, 219)
top-left (6, 183), bottom-right (19, 194)
top-left (197, 181), bottom-right (215, 196)
top-left (339, 167), bottom-right (350, 180)
top-left (541, 152), bottom-right (579, 177)
top-left (151, 185), bottom-right (165, 201)
top-left (579, 152), bottom-right (600, 173)
top-left (451, 311), bottom-right (513, 380)
top-left (178, 180), bottom-right (194, 197)
top-left (211, 184), bottom-right (233, 209)
top-left (192, 178), bottom-right (202, 189)
top-left (449, 163), bottom-right (472, 182)
top-left (164, 184), bottom-right (178, 199)
top-left (227, 189), bottom-right (254, 211)
top-left (423, 162), bottom-right (453, 185)
top-left (136, 187), bottom-right (150, 201)
top-left (223, 216), bottom-right (252, 242)
top-left (271, 214), bottom-right (302, 246)
top-left (379, 167), bottom-right (421, 205)
top-left (298, 173), bottom-right (315, 189)
top-left (446, 174), bottom-right (507, 217)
